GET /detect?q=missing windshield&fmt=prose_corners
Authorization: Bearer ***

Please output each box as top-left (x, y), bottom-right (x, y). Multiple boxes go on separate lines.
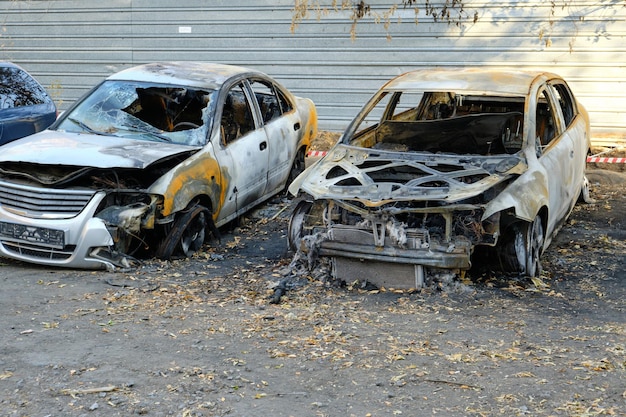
top-left (123, 87), bottom-right (209, 132)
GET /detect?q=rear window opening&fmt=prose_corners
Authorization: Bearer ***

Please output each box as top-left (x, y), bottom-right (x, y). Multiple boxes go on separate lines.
top-left (0, 66), bottom-right (51, 108)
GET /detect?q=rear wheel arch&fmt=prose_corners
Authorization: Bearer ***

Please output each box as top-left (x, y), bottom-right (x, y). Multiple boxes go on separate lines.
top-left (287, 146), bottom-right (307, 183)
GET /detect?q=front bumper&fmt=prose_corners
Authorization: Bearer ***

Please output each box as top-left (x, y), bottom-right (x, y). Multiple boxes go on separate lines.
top-left (0, 189), bottom-right (116, 269)
top-left (319, 224), bottom-right (472, 289)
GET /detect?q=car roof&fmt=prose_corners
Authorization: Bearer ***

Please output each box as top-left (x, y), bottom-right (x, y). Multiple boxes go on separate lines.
top-left (0, 62), bottom-right (29, 71)
top-left (383, 68), bottom-right (561, 96)
top-left (106, 62), bottom-right (264, 89)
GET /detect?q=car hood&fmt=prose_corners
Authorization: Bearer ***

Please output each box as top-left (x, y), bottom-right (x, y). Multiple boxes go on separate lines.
top-left (290, 144), bottom-right (527, 205)
top-left (0, 130), bottom-right (201, 169)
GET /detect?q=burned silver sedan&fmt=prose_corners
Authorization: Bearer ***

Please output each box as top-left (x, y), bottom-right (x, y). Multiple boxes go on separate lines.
top-left (0, 62), bottom-right (317, 269)
top-left (288, 69), bottom-right (591, 289)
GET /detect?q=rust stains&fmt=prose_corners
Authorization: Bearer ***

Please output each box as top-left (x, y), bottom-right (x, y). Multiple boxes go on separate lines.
top-left (150, 153), bottom-right (224, 218)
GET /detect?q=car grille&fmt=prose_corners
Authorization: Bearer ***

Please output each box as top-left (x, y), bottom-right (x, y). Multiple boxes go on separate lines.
top-left (0, 181), bottom-right (96, 219)
top-left (1, 240), bottom-right (74, 260)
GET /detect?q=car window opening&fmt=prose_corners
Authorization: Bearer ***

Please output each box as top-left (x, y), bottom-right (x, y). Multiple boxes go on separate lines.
top-left (250, 79), bottom-right (282, 124)
top-left (0, 67), bottom-right (50, 108)
top-left (536, 91), bottom-right (557, 149)
top-left (122, 87), bottom-right (207, 132)
top-left (221, 86), bottom-right (255, 144)
top-left (352, 92), bottom-right (527, 156)
top-left (249, 79), bottom-right (294, 124)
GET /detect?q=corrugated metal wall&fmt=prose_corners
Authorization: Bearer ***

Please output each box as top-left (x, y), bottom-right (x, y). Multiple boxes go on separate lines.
top-left (1, 0), bottom-right (624, 145)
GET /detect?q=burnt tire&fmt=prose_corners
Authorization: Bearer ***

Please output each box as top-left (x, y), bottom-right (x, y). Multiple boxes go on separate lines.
top-left (285, 147), bottom-right (306, 194)
top-left (288, 199), bottom-right (313, 251)
top-left (578, 174), bottom-right (596, 204)
top-left (157, 205), bottom-right (210, 260)
top-left (498, 216), bottom-right (544, 277)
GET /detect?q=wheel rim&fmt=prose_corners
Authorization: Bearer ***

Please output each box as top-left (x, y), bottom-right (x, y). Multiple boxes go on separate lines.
top-left (504, 217), bottom-right (544, 276)
top-left (525, 217), bottom-right (544, 277)
top-left (288, 200), bottom-right (312, 250)
top-left (180, 210), bottom-right (207, 256)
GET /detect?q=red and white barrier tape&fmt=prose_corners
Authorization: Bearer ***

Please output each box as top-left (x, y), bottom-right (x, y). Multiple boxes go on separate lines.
top-left (587, 157), bottom-right (626, 164)
top-left (307, 150), bottom-right (327, 158)
top-left (308, 151), bottom-right (624, 164)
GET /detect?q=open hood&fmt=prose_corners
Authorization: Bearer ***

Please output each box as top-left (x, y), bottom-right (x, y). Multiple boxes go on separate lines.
top-left (290, 144), bottom-right (527, 205)
top-left (0, 130), bottom-right (201, 169)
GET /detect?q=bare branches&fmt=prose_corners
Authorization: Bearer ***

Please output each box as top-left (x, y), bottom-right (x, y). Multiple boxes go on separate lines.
top-left (291, 0), bottom-right (475, 39)
top-left (290, 0), bottom-right (623, 50)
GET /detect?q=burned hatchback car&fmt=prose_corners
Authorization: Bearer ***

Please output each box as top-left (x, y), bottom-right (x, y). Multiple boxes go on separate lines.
top-left (288, 69), bottom-right (591, 289)
top-left (0, 62), bottom-right (317, 269)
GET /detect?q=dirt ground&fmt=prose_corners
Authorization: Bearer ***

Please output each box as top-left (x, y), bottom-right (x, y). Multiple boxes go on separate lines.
top-left (0, 159), bottom-right (624, 415)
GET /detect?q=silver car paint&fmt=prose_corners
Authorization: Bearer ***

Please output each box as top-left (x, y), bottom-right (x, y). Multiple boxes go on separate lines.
top-left (0, 62), bottom-right (317, 270)
top-left (289, 68), bottom-right (591, 288)
top-left (0, 130), bottom-right (200, 168)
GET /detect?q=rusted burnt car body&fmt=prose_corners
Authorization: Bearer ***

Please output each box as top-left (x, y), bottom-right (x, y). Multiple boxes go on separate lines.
top-left (0, 62), bottom-right (317, 269)
top-left (288, 69), bottom-right (590, 289)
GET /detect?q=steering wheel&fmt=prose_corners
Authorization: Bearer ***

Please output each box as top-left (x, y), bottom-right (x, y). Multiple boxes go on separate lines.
top-left (173, 121), bottom-right (200, 131)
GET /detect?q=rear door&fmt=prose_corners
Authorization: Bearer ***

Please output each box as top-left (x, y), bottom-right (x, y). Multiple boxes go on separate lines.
top-left (535, 84), bottom-right (574, 230)
top-left (548, 81), bottom-right (587, 210)
top-left (248, 78), bottom-right (299, 194)
top-left (214, 81), bottom-right (270, 223)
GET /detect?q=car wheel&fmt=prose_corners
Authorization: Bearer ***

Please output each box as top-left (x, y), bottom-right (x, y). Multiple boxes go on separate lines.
top-left (579, 174), bottom-right (596, 204)
top-left (498, 216), bottom-right (544, 277)
top-left (157, 205), bottom-right (210, 259)
top-left (288, 199), bottom-right (313, 251)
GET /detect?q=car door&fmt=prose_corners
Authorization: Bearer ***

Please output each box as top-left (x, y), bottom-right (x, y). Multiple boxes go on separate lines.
top-left (0, 105), bottom-right (55, 145)
top-left (548, 80), bottom-right (587, 211)
top-left (535, 84), bottom-right (575, 232)
top-left (248, 78), bottom-right (298, 194)
top-left (214, 81), bottom-right (270, 224)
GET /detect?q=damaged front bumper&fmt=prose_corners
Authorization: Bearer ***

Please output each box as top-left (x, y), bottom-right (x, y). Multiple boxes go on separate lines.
top-left (320, 223), bottom-right (472, 289)
top-left (321, 224), bottom-right (472, 269)
top-left (0, 181), bottom-right (148, 270)
top-left (319, 226), bottom-right (471, 289)
top-left (289, 145), bottom-right (520, 288)
top-left (290, 196), bottom-right (499, 289)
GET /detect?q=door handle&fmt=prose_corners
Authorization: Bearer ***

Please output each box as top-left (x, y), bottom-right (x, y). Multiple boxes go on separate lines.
top-left (260, 141), bottom-right (267, 151)
top-left (293, 122), bottom-right (301, 131)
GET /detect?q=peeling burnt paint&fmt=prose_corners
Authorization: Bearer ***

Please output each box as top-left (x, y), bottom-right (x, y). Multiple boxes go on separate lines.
top-left (111, 62), bottom-right (256, 91)
top-left (148, 150), bottom-right (224, 218)
top-left (293, 144), bottom-right (525, 205)
top-left (289, 68), bottom-right (590, 288)
top-left (0, 62), bottom-right (317, 270)
top-left (0, 131), bottom-right (201, 170)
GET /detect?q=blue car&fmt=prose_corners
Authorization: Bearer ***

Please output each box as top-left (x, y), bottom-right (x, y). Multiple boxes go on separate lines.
top-left (0, 62), bottom-right (57, 145)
